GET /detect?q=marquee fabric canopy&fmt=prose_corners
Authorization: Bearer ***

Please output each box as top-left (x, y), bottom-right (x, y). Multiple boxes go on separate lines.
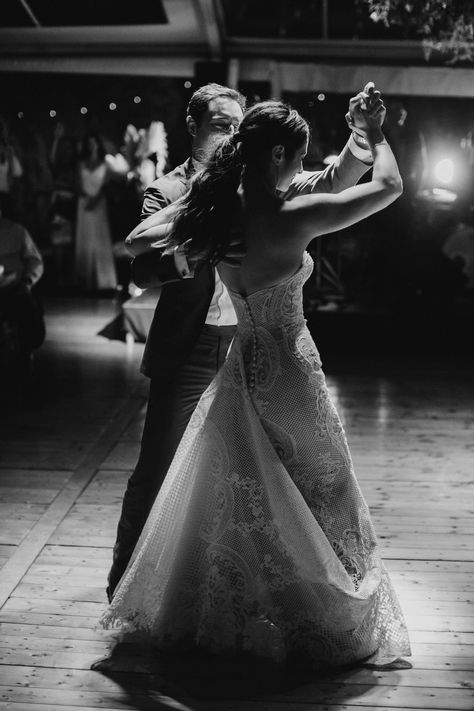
top-left (1, 0), bottom-right (473, 97)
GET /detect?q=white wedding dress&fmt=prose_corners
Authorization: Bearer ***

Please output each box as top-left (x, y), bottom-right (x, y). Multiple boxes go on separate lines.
top-left (101, 252), bottom-right (410, 668)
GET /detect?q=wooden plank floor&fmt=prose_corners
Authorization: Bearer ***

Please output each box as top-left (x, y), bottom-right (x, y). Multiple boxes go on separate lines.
top-left (0, 297), bottom-right (473, 711)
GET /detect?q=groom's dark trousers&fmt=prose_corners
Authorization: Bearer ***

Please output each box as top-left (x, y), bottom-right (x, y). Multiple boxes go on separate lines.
top-left (108, 323), bottom-right (234, 598)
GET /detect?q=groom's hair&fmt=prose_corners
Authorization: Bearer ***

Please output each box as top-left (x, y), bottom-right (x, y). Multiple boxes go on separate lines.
top-left (187, 83), bottom-right (246, 126)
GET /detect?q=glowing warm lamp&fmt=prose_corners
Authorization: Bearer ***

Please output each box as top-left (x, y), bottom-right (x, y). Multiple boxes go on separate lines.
top-left (434, 158), bottom-right (454, 184)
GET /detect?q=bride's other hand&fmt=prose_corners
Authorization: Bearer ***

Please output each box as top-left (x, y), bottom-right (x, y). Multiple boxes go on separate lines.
top-left (172, 233), bottom-right (246, 273)
top-left (346, 82), bottom-right (386, 140)
top-left (219, 234), bottom-right (246, 268)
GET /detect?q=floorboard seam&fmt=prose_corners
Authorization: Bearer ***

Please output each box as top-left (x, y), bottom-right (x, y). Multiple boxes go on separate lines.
top-left (0, 391), bottom-right (145, 609)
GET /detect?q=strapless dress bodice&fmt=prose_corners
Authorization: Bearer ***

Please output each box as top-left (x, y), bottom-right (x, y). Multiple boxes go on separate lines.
top-left (228, 251), bottom-right (314, 332)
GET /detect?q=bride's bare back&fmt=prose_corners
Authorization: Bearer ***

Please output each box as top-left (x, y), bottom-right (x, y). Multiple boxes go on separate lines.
top-left (217, 187), bottom-right (320, 297)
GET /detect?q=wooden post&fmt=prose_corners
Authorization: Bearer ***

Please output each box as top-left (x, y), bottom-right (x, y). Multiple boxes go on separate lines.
top-left (227, 57), bottom-right (240, 89)
top-left (269, 60), bottom-right (282, 100)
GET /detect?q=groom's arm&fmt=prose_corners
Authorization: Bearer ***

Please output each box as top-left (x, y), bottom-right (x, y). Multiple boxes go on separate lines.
top-left (281, 134), bottom-right (373, 200)
top-left (131, 251), bottom-right (183, 289)
top-left (131, 177), bottom-right (189, 288)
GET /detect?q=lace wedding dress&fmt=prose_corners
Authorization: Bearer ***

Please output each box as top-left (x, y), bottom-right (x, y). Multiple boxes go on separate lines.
top-left (101, 252), bottom-right (410, 668)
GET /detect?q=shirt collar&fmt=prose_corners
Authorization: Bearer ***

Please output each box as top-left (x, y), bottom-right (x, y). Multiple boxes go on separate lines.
top-left (185, 156), bottom-right (207, 179)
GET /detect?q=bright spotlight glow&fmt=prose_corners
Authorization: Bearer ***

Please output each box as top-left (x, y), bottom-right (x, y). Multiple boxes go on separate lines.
top-left (80, 106), bottom-right (88, 115)
top-left (109, 102), bottom-right (117, 111)
top-left (317, 93), bottom-right (325, 101)
top-left (434, 158), bottom-right (454, 184)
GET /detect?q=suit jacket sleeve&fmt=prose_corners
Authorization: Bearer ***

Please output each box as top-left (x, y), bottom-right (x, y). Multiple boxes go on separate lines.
top-left (132, 251), bottom-right (180, 289)
top-left (131, 183), bottom-right (181, 288)
top-left (281, 138), bottom-right (372, 200)
top-left (140, 184), bottom-right (170, 220)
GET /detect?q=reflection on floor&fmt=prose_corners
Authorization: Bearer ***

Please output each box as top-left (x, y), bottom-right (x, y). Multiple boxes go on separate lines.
top-left (0, 296), bottom-right (473, 710)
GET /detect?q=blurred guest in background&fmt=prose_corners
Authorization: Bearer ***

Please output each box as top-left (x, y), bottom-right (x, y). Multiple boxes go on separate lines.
top-left (18, 125), bottom-right (54, 250)
top-left (110, 121), bottom-right (170, 296)
top-left (0, 206), bottom-right (45, 373)
top-left (442, 204), bottom-right (474, 294)
top-left (0, 115), bottom-right (23, 220)
top-left (75, 133), bottom-right (117, 291)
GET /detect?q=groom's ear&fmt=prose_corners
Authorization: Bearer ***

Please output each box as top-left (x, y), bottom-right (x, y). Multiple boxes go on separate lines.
top-left (186, 115), bottom-right (197, 138)
top-left (271, 144), bottom-right (285, 165)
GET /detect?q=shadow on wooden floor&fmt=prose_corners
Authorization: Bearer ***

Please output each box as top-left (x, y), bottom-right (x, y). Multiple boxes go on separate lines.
top-left (91, 637), bottom-right (381, 710)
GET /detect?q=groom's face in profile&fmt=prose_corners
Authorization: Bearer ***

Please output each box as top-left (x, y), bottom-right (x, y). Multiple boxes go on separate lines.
top-left (188, 96), bottom-right (244, 163)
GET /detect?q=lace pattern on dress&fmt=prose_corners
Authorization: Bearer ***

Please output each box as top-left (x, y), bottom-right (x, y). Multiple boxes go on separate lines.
top-left (101, 252), bottom-right (410, 668)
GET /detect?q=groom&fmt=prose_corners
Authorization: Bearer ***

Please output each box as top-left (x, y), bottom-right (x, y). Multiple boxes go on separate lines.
top-left (107, 81), bottom-right (379, 601)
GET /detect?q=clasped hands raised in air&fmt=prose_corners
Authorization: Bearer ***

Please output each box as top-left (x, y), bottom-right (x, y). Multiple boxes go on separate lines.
top-left (347, 81), bottom-right (387, 145)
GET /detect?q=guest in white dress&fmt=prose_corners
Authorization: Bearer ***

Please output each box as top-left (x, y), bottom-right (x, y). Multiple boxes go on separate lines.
top-left (75, 134), bottom-right (117, 290)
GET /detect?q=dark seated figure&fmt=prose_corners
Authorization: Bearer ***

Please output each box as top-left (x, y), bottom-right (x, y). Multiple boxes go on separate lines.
top-left (0, 212), bottom-right (45, 376)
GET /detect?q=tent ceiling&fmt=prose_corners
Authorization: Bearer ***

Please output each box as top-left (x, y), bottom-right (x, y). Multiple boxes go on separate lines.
top-left (0, 0), bottom-right (168, 27)
top-left (0, 0), bottom-right (216, 55)
top-left (0, 0), bottom-right (473, 97)
top-left (0, 0), bottom-right (432, 61)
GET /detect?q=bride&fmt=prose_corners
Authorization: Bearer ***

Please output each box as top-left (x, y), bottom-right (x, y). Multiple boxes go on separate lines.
top-left (100, 95), bottom-right (411, 670)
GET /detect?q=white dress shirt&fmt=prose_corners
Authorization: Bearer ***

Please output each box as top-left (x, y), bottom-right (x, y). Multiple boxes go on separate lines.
top-left (173, 248), bottom-right (237, 326)
top-left (205, 269), bottom-right (237, 326)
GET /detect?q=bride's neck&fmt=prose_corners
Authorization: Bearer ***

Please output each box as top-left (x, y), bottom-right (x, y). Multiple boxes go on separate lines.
top-left (242, 167), bottom-right (280, 207)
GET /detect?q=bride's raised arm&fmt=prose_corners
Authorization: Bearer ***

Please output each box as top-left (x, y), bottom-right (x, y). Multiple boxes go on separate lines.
top-left (287, 118), bottom-right (402, 247)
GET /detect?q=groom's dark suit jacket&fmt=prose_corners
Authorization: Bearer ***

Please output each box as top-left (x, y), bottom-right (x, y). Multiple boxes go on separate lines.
top-left (133, 143), bottom-right (372, 380)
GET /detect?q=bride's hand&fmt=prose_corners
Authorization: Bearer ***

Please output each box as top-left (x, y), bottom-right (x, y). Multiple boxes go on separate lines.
top-left (218, 234), bottom-right (246, 268)
top-left (346, 82), bottom-right (386, 139)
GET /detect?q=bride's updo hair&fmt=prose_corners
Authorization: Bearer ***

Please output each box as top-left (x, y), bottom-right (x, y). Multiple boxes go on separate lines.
top-left (169, 101), bottom-right (310, 265)
top-left (238, 100), bottom-right (309, 165)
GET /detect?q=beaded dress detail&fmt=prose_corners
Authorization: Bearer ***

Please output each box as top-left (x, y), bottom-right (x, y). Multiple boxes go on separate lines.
top-left (101, 251), bottom-right (410, 668)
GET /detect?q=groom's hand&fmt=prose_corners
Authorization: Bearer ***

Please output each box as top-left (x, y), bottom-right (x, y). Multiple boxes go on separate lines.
top-left (346, 82), bottom-right (386, 144)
